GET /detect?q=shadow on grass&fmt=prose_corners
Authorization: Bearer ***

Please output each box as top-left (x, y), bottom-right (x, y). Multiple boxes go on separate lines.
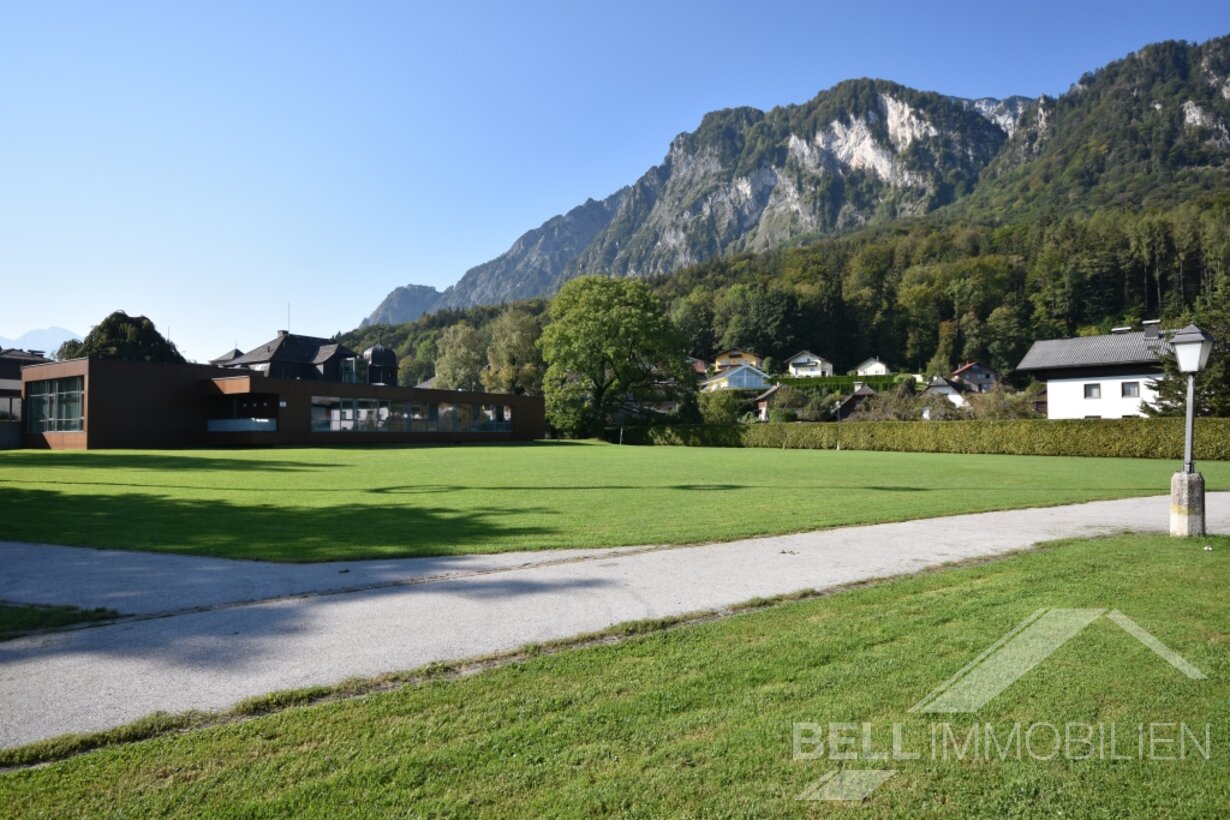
top-left (367, 483), bottom-right (756, 495)
top-left (0, 487), bottom-right (558, 562)
top-left (0, 452), bottom-right (338, 472)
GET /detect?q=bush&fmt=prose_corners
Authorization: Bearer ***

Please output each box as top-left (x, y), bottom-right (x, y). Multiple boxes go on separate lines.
top-left (605, 418), bottom-right (1230, 460)
top-left (698, 390), bottom-right (742, 425)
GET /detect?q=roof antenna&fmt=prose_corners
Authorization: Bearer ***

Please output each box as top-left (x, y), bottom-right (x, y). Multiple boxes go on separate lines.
top-left (287, 303), bottom-right (291, 332)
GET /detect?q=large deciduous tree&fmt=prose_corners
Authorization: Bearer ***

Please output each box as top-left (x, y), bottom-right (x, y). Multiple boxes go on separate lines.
top-left (432, 322), bottom-right (487, 391)
top-left (481, 308), bottom-right (544, 395)
top-left (539, 276), bottom-right (687, 437)
top-left (56, 311), bottom-right (186, 363)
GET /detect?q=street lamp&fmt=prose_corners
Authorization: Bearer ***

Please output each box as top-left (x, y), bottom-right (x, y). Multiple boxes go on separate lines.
top-left (1170, 323), bottom-right (1214, 537)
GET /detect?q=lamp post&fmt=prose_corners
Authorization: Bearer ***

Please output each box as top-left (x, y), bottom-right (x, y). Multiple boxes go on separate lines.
top-left (1169, 323), bottom-right (1214, 537)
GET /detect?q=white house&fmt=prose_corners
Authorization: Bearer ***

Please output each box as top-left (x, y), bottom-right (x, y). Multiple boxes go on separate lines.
top-left (923, 376), bottom-right (967, 407)
top-left (785, 350), bottom-right (834, 378)
top-left (1016, 325), bottom-right (1167, 419)
top-left (855, 357), bottom-right (889, 376)
top-left (700, 363), bottom-right (772, 392)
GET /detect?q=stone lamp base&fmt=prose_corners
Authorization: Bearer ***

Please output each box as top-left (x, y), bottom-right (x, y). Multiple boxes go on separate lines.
top-left (1170, 471), bottom-right (1206, 537)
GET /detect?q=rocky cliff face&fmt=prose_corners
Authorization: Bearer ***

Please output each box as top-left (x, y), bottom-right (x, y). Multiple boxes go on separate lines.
top-left (553, 82), bottom-right (1008, 288)
top-left (363, 284), bottom-right (444, 327)
top-left (431, 192), bottom-right (628, 311)
top-left (952, 95), bottom-right (1034, 136)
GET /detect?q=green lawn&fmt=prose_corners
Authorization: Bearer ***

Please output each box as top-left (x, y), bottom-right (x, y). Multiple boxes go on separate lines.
top-left (0, 603), bottom-right (118, 641)
top-left (2, 533), bottom-right (1225, 815)
top-left (1, 442), bottom-right (1227, 561)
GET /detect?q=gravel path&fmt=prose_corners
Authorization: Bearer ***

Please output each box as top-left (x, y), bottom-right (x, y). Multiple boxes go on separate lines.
top-left (1, 493), bottom-right (1225, 749)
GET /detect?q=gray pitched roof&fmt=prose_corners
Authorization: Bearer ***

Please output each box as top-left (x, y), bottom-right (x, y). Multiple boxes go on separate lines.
top-left (786, 350), bottom-right (830, 363)
top-left (754, 384), bottom-right (781, 402)
top-left (1017, 331), bottom-right (1169, 372)
top-left (225, 333), bottom-right (357, 368)
top-left (0, 348), bottom-right (52, 380)
top-left (209, 348), bottom-right (244, 366)
top-left (924, 376), bottom-right (964, 393)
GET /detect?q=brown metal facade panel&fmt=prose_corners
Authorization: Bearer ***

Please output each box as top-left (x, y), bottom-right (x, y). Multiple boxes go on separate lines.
top-left (23, 359), bottom-right (267, 449)
top-left (208, 375), bottom-right (257, 395)
top-left (21, 359), bottom-right (547, 449)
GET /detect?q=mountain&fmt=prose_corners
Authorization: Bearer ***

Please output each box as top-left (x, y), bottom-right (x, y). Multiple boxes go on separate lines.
top-left (364, 35), bottom-right (1230, 327)
top-left (367, 80), bottom-right (1013, 325)
top-left (950, 95), bottom-right (1035, 136)
top-left (558, 82), bottom-right (1009, 285)
top-left (432, 193), bottom-right (629, 311)
top-left (0, 327), bottom-right (81, 353)
top-left (362, 284), bottom-right (444, 327)
top-left (959, 37), bottom-right (1230, 218)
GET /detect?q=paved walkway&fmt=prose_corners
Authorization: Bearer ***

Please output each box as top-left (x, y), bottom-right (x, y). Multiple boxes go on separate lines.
top-left (1, 493), bottom-right (1225, 749)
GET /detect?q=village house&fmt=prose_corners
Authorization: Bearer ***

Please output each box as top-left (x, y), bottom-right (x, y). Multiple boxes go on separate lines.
top-left (711, 349), bottom-right (764, 372)
top-left (1016, 322), bottom-right (1167, 419)
top-left (950, 361), bottom-right (998, 393)
top-left (855, 357), bottom-right (890, 376)
top-left (785, 351), bottom-right (834, 378)
top-left (700, 363), bottom-right (772, 392)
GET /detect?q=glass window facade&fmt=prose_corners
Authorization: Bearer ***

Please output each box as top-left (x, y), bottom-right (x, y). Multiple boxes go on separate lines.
top-left (0, 396), bottom-right (21, 421)
top-left (311, 396), bottom-right (513, 433)
top-left (27, 376), bottom-right (84, 432)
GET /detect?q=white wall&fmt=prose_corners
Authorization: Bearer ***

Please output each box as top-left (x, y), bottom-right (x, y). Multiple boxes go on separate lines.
top-left (788, 360), bottom-right (833, 377)
top-left (1047, 374), bottom-right (1158, 419)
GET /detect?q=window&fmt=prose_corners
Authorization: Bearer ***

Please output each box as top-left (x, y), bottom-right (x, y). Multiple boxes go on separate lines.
top-left (309, 396), bottom-right (514, 434)
top-left (0, 396), bottom-right (20, 421)
top-left (1121, 382), bottom-right (1140, 398)
top-left (339, 358), bottom-right (358, 383)
top-left (27, 377), bottom-right (84, 432)
top-left (1083, 384), bottom-right (1101, 400)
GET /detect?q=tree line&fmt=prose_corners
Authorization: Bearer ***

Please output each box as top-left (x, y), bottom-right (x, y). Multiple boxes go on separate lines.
top-left (338, 195), bottom-right (1230, 432)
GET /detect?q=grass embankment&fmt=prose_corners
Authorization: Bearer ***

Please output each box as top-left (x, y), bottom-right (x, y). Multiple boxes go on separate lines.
top-left (2, 534), bottom-right (1225, 815)
top-left (1, 443), bottom-right (1227, 561)
top-left (0, 604), bottom-right (118, 641)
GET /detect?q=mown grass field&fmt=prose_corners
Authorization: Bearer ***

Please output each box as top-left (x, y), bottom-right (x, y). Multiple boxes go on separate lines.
top-left (1, 442), bottom-right (1227, 561)
top-left (2, 534), bottom-right (1225, 815)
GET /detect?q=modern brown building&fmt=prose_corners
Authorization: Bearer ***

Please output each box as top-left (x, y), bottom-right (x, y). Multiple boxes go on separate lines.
top-left (21, 336), bottom-right (545, 450)
top-left (2, 348), bottom-right (51, 448)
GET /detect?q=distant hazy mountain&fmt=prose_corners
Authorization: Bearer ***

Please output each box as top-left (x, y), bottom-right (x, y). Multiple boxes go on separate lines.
top-left (364, 34), bottom-right (1230, 327)
top-left (0, 327), bottom-right (81, 353)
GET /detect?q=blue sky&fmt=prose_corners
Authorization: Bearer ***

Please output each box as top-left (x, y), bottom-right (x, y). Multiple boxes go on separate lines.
top-left (2, 1), bottom-right (1228, 362)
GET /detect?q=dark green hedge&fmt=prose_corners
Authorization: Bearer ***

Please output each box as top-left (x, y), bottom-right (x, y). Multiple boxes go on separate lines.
top-left (774, 375), bottom-right (901, 392)
top-left (605, 418), bottom-right (1230, 460)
